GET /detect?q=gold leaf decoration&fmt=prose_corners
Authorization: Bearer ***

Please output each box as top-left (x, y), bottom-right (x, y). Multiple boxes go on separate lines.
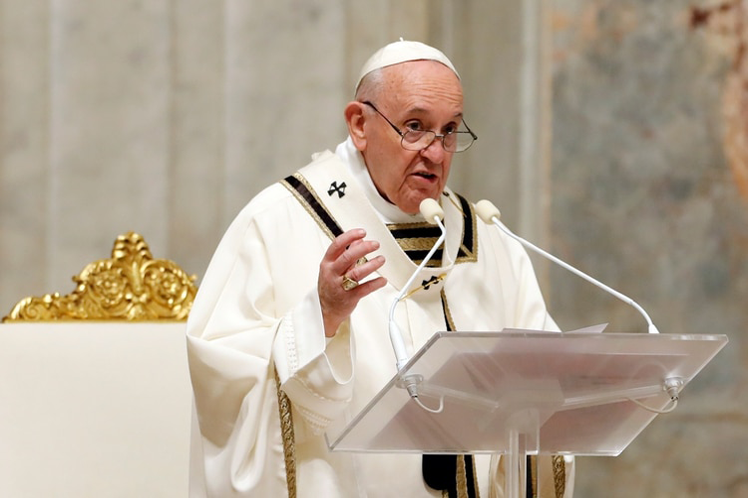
top-left (2, 232), bottom-right (197, 322)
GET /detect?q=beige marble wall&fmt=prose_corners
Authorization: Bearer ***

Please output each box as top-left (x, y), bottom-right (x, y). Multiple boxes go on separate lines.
top-left (551, 1), bottom-right (748, 496)
top-left (1, 0), bottom-right (51, 309)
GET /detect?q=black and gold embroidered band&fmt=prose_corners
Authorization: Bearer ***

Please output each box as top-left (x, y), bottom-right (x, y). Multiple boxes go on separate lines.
top-left (281, 174), bottom-right (344, 241)
top-left (274, 368), bottom-right (297, 498)
top-left (387, 222), bottom-right (445, 267)
top-left (387, 192), bottom-right (478, 268)
top-left (452, 193), bottom-right (477, 262)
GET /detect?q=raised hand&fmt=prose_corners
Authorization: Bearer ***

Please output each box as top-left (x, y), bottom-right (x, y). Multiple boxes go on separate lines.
top-left (318, 228), bottom-right (387, 337)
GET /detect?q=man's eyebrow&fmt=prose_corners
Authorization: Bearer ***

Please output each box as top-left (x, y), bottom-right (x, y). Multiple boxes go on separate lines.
top-left (403, 106), bottom-right (464, 120)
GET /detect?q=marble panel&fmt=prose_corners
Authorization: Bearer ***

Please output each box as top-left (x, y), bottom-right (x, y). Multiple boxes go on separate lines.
top-left (345, 0), bottom-right (437, 90)
top-left (222, 0), bottom-right (347, 221)
top-left (0, 0), bottom-right (50, 313)
top-left (47, 0), bottom-right (172, 292)
top-left (450, 0), bottom-right (529, 232)
top-left (168, 0), bottom-right (226, 280)
top-left (551, 1), bottom-right (748, 495)
top-left (344, 0), bottom-right (391, 90)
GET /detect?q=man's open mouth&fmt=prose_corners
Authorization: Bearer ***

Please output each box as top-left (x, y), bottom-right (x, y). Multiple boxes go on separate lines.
top-left (414, 172), bottom-right (437, 180)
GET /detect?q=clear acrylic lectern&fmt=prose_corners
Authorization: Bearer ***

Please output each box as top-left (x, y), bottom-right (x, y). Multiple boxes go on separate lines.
top-left (325, 329), bottom-right (728, 498)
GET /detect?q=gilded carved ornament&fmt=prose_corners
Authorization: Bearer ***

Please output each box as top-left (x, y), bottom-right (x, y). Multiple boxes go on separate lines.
top-left (2, 232), bottom-right (197, 322)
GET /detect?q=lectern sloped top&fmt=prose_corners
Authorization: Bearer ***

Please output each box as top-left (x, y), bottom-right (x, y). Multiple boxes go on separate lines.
top-left (326, 329), bottom-right (728, 456)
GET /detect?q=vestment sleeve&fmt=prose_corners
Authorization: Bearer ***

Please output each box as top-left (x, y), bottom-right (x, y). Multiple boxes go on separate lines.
top-left (185, 199), bottom-right (354, 495)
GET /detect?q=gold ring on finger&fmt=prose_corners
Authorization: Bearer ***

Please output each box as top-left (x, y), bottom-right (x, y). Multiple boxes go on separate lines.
top-left (341, 274), bottom-right (359, 291)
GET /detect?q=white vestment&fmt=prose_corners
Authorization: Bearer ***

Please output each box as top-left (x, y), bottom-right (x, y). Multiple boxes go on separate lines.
top-left (187, 139), bottom-right (574, 497)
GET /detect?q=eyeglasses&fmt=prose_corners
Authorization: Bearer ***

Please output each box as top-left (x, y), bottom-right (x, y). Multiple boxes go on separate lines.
top-left (361, 101), bottom-right (477, 153)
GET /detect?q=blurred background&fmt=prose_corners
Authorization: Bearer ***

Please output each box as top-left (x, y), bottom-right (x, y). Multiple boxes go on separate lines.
top-left (1, 1), bottom-right (746, 496)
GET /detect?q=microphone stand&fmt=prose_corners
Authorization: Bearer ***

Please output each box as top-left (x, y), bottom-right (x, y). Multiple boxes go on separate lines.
top-left (475, 200), bottom-right (660, 334)
top-left (389, 199), bottom-right (446, 403)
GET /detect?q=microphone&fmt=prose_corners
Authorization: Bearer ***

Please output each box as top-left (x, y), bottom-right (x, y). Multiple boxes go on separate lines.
top-left (389, 198), bottom-right (446, 380)
top-left (418, 198), bottom-right (445, 224)
top-left (475, 199), bottom-right (660, 334)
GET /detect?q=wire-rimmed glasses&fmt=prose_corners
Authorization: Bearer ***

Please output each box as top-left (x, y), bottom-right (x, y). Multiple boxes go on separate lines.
top-left (361, 100), bottom-right (477, 153)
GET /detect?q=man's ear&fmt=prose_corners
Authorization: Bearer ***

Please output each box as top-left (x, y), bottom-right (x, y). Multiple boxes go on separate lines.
top-left (344, 101), bottom-right (367, 151)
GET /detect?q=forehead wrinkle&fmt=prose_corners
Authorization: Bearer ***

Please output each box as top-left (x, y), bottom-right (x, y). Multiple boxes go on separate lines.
top-left (396, 96), bottom-right (464, 127)
top-left (379, 61), bottom-right (463, 115)
top-left (403, 105), bottom-right (464, 119)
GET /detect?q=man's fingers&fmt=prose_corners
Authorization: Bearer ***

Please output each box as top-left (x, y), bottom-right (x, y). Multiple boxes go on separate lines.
top-left (324, 229), bottom-right (366, 262)
top-left (329, 235), bottom-right (380, 276)
top-left (318, 229), bottom-right (387, 337)
top-left (343, 255), bottom-right (385, 283)
top-left (345, 275), bottom-right (388, 299)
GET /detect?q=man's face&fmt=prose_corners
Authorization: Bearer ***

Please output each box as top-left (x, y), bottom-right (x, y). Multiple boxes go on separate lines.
top-left (357, 61), bottom-right (464, 215)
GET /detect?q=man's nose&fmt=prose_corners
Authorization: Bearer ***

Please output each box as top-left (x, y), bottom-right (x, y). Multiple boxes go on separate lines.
top-left (419, 136), bottom-right (448, 162)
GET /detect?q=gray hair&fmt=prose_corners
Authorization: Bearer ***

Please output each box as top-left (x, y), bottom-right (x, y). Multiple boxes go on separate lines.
top-left (354, 68), bottom-right (384, 102)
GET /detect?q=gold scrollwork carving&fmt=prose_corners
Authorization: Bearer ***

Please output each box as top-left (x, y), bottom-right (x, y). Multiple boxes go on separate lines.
top-left (2, 232), bottom-right (198, 322)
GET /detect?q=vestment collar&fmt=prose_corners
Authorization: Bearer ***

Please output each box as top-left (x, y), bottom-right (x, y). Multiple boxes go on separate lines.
top-left (283, 141), bottom-right (477, 293)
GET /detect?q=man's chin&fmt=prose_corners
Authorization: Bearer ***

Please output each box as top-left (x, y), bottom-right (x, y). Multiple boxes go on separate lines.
top-left (397, 194), bottom-right (440, 216)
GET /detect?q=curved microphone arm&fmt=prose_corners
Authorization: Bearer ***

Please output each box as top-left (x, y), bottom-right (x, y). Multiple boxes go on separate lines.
top-left (475, 200), bottom-right (660, 334)
top-left (389, 198), bottom-right (447, 373)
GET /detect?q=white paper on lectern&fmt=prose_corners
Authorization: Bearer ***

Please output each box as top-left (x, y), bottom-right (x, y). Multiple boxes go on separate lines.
top-left (563, 323), bottom-right (608, 334)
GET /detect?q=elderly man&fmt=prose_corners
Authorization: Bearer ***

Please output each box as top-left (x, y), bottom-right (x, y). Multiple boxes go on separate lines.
top-left (187, 40), bottom-right (574, 497)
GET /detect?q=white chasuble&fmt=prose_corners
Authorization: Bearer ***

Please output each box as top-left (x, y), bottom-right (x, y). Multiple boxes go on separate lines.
top-left (186, 139), bottom-right (572, 498)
